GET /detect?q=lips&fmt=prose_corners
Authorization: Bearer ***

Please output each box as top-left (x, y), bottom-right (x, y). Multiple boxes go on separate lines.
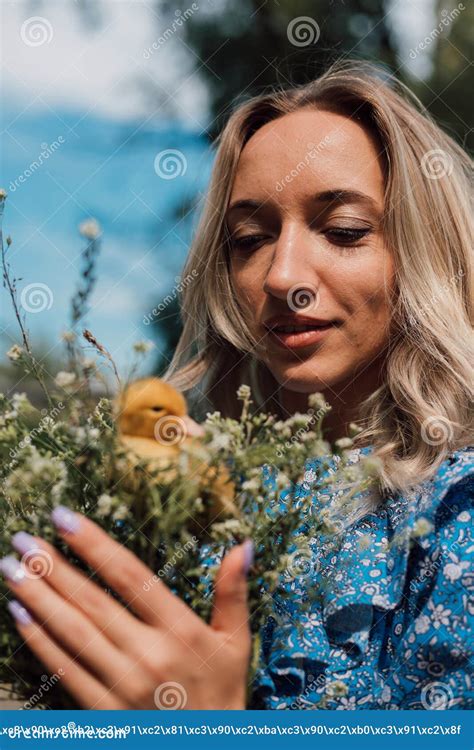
top-left (263, 315), bottom-right (337, 350)
top-left (264, 313), bottom-right (334, 328)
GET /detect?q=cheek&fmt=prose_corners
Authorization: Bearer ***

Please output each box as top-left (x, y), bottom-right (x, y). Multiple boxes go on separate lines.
top-left (230, 258), bottom-right (265, 311)
top-left (339, 257), bottom-right (395, 345)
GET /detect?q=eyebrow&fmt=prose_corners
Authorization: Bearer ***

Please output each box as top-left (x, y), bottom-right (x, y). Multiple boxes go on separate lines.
top-left (227, 189), bottom-right (380, 214)
top-left (227, 199), bottom-right (264, 212)
top-left (314, 189), bottom-right (380, 210)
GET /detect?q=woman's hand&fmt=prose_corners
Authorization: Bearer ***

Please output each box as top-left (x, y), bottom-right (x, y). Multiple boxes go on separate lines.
top-left (0, 506), bottom-right (253, 709)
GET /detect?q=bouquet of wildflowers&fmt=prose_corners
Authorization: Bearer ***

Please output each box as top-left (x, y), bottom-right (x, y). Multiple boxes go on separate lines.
top-left (0, 190), bottom-right (379, 708)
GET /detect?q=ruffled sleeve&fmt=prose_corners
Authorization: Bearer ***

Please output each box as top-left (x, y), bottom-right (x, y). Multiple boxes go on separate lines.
top-left (250, 447), bottom-right (474, 710)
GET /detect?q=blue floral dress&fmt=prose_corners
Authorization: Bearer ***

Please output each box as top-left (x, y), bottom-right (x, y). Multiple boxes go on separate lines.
top-left (250, 446), bottom-right (473, 710)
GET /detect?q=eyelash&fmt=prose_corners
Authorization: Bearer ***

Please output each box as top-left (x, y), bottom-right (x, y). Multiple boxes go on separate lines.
top-left (231, 234), bottom-right (268, 249)
top-left (231, 227), bottom-right (371, 250)
top-left (324, 227), bottom-right (371, 246)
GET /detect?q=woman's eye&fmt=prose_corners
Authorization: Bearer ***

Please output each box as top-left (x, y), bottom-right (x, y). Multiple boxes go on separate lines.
top-left (324, 227), bottom-right (371, 246)
top-left (231, 234), bottom-right (268, 249)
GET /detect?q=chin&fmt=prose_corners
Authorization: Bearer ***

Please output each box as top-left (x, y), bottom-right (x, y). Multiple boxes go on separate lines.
top-left (270, 361), bottom-right (342, 394)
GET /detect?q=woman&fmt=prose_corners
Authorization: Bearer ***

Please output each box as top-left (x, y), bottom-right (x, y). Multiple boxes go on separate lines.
top-left (1, 62), bottom-right (472, 710)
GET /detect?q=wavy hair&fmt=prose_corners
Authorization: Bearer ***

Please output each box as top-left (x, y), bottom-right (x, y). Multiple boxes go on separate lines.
top-left (165, 61), bottom-right (473, 495)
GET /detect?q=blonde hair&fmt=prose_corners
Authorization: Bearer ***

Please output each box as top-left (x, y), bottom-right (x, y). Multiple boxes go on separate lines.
top-left (165, 60), bottom-right (473, 495)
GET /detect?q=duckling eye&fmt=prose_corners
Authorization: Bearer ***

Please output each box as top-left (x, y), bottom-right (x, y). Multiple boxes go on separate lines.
top-left (150, 406), bottom-right (164, 412)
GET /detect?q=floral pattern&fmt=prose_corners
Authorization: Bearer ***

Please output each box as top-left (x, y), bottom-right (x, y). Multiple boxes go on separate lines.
top-left (250, 446), bottom-right (473, 710)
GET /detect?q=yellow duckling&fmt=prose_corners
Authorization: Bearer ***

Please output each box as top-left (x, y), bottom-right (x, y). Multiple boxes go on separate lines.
top-left (117, 378), bottom-right (236, 521)
top-left (118, 378), bottom-right (201, 458)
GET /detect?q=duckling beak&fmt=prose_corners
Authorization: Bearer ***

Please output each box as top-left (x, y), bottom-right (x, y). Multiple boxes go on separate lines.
top-left (181, 415), bottom-right (205, 438)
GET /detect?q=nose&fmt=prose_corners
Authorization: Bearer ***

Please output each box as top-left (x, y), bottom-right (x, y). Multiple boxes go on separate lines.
top-left (263, 221), bottom-right (321, 307)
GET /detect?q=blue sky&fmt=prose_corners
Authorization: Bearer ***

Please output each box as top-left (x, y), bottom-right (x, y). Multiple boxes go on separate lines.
top-left (1, 1), bottom-right (216, 374)
top-left (0, 0), bottom-right (434, 376)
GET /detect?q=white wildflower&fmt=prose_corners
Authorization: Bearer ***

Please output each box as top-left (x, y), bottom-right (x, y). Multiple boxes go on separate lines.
top-left (12, 393), bottom-right (29, 410)
top-left (236, 384), bottom-right (251, 400)
top-left (193, 496), bottom-right (204, 513)
top-left (208, 432), bottom-right (232, 452)
top-left (308, 392), bottom-right (329, 411)
top-left (133, 340), bottom-right (154, 354)
top-left (61, 331), bottom-right (76, 343)
top-left (6, 344), bottom-right (23, 361)
top-left (334, 437), bottom-right (353, 450)
top-left (242, 477), bottom-right (261, 492)
top-left (112, 504), bottom-right (129, 521)
top-left (212, 519), bottom-right (246, 537)
top-left (96, 495), bottom-right (113, 517)
top-left (54, 371), bottom-right (76, 388)
top-left (79, 218), bottom-right (101, 240)
top-left (73, 426), bottom-right (87, 442)
top-left (276, 472), bottom-right (290, 490)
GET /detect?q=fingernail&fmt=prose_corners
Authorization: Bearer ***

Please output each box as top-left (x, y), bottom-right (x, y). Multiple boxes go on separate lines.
top-left (8, 600), bottom-right (33, 626)
top-left (242, 540), bottom-right (254, 575)
top-left (12, 531), bottom-right (40, 556)
top-left (0, 556), bottom-right (26, 584)
top-left (51, 505), bottom-right (80, 534)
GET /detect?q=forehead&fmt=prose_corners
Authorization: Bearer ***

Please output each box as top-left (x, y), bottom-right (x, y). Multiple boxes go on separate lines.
top-left (230, 109), bottom-right (385, 205)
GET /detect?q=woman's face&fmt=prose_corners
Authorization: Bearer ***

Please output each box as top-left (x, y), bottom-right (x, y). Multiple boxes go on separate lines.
top-left (227, 109), bottom-right (395, 400)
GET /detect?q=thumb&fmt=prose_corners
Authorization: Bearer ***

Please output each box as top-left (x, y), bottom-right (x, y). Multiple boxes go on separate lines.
top-left (211, 540), bottom-right (253, 647)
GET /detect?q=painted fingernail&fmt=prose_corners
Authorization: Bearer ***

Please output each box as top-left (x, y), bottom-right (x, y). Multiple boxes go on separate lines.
top-left (12, 531), bottom-right (40, 556)
top-left (8, 600), bottom-right (33, 626)
top-left (51, 505), bottom-right (80, 534)
top-left (0, 556), bottom-right (26, 584)
top-left (242, 540), bottom-right (254, 576)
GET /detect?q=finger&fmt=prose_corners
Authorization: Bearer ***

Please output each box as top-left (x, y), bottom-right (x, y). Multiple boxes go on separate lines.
top-left (51, 506), bottom-right (194, 628)
top-left (11, 531), bottom-right (145, 650)
top-left (182, 415), bottom-right (205, 437)
top-left (0, 555), bottom-right (133, 688)
top-left (211, 541), bottom-right (252, 651)
top-left (7, 600), bottom-right (127, 709)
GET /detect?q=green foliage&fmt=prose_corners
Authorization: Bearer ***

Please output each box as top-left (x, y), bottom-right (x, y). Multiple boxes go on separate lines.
top-left (0, 375), bottom-right (377, 707)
